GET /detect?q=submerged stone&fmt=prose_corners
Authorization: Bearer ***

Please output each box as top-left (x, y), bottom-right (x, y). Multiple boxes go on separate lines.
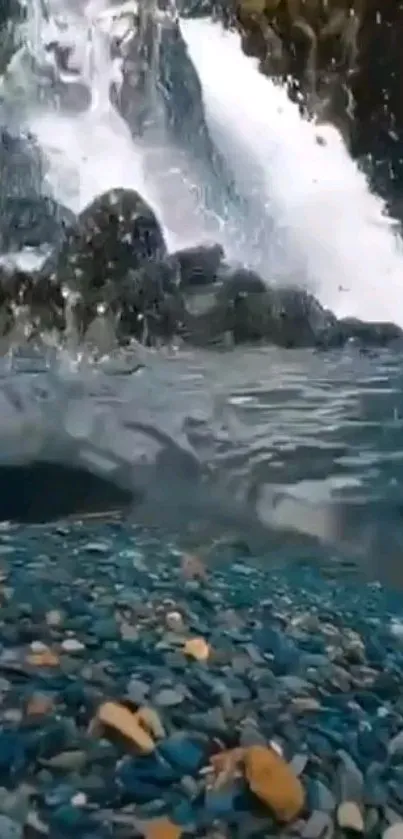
top-left (0, 815), bottom-right (22, 839)
top-left (244, 745), bottom-right (305, 822)
top-left (337, 801), bottom-right (364, 832)
top-left (159, 733), bottom-right (207, 774)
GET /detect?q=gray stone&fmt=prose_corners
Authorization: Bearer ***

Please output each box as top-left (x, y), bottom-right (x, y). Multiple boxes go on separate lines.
top-left (337, 750), bottom-right (364, 803)
top-left (153, 687), bottom-right (186, 707)
top-left (289, 753), bottom-right (309, 777)
top-left (389, 731), bottom-right (403, 756)
top-left (301, 811), bottom-right (334, 839)
top-left (126, 678), bottom-right (149, 704)
top-left (310, 779), bottom-right (336, 812)
top-left (0, 815), bottom-right (23, 839)
top-left (239, 721), bottom-right (267, 748)
top-left (383, 824), bottom-right (403, 839)
top-left (40, 750), bottom-right (87, 770)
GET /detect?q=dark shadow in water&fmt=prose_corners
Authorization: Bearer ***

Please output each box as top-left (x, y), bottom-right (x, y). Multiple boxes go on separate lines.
top-left (0, 462), bottom-right (133, 523)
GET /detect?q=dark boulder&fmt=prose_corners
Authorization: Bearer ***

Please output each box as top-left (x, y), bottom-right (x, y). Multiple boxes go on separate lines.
top-left (169, 242), bottom-right (225, 288)
top-left (334, 317), bottom-right (403, 347)
top-left (53, 187), bottom-right (167, 288)
top-left (0, 195), bottom-right (76, 252)
top-left (0, 129), bottom-right (45, 201)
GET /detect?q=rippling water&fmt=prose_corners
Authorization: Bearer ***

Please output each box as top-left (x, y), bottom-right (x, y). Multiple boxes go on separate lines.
top-left (2, 345), bottom-right (403, 588)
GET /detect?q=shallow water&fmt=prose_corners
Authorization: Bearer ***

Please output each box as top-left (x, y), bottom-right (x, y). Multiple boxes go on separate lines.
top-left (1, 344), bottom-right (403, 589)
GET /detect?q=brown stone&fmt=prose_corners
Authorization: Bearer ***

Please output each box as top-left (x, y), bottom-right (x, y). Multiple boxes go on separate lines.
top-left (96, 701), bottom-right (155, 753)
top-left (244, 745), bottom-right (305, 822)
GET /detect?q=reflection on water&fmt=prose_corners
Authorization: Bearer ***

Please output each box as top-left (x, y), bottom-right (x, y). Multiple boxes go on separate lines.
top-left (1, 344), bottom-right (403, 586)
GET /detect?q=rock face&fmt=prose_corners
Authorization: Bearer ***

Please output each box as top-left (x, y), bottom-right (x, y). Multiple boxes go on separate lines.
top-left (351, 1), bottom-right (403, 211)
top-left (233, 0), bottom-right (403, 209)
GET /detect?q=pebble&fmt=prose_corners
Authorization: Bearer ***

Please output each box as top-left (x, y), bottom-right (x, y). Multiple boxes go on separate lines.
top-left (166, 612), bottom-right (185, 632)
top-left (337, 801), bottom-right (364, 832)
top-left (46, 610), bottom-right (63, 627)
top-left (96, 701), bottom-right (156, 752)
top-left (183, 638), bottom-right (210, 661)
top-left (383, 824), bottom-right (403, 839)
top-left (153, 687), bottom-right (186, 707)
top-left (71, 793), bottom-right (87, 807)
top-left (2, 519), bottom-right (403, 839)
top-left (302, 811), bottom-right (334, 839)
top-left (61, 638), bottom-right (85, 653)
top-left (244, 745), bottom-right (305, 822)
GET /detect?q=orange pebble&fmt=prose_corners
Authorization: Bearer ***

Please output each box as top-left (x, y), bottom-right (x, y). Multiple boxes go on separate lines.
top-left (27, 649), bottom-right (59, 668)
top-left (244, 745), bottom-right (305, 822)
top-left (183, 637), bottom-right (210, 661)
top-left (97, 701), bottom-right (155, 753)
top-left (143, 817), bottom-right (182, 839)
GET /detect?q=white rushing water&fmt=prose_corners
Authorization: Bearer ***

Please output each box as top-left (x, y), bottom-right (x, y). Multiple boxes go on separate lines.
top-left (9, 0), bottom-right (403, 325)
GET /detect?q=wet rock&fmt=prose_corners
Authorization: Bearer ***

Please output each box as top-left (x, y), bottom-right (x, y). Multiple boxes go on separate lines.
top-left (48, 186), bottom-right (171, 341)
top-left (0, 195), bottom-right (75, 252)
top-left (244, 745), bottom-right (305, 822)
top-left (335, 318), bottom-right (403, 348)
top-left (170, 243), bottom-right (225, 288)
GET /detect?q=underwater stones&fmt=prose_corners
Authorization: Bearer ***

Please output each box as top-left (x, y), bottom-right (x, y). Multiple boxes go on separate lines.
top-left (244, 745), bottom-right (305, 822)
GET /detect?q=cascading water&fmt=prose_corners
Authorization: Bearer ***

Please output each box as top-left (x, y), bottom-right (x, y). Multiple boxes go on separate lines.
top-left (6, 0), bottom-right (403, 325)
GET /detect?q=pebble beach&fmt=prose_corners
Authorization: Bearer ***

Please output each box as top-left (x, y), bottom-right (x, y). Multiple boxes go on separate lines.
top-left (0, 518), bottom-right (401, 839)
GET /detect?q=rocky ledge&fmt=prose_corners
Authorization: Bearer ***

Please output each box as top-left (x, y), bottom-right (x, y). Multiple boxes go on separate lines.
top-left (0, 185), bottom-right (401, 353)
